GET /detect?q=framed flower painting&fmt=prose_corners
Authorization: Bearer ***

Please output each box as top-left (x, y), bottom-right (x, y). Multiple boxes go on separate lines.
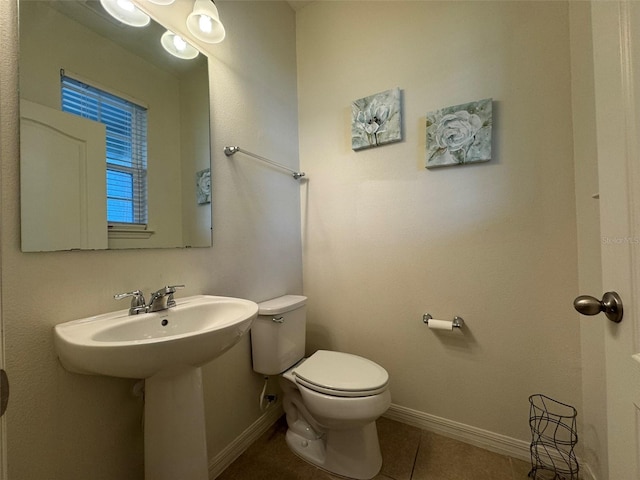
top-left (196, 168), bottom-right (211, 205)
top-left (426, 98), bottom-right (492, 168)
top-left (351, 88), bottom-right (402, 151)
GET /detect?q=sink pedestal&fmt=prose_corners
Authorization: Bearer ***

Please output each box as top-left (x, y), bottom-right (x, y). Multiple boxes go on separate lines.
top-left (144, 366), bottom-right (209, 480)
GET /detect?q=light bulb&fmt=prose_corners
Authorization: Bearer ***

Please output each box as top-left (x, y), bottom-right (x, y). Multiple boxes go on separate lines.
top-left (100, 0), bottom-right (150, 27)
top-left (173, 35), bottom-right (187, 52)
top-left (116, 0), bottom-right (135, 12)
top-left (198, 15), bottom-right (213, 34)
top-left (186, 0), bottom-right (225, 43)
top-left (160, 30), bottom-right (199, 60)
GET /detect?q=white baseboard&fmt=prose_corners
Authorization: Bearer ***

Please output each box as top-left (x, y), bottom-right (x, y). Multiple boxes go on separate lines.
top-left (383, 403), bottom-right (531, 462)
top-left (208, 402), bottom-right (595, 480)
top-left (208, 403), bottom-right (284, 479)
top-left (383, 403), bottom-right (595, 480)
top-left (581, 463), bottom-right (597, 480)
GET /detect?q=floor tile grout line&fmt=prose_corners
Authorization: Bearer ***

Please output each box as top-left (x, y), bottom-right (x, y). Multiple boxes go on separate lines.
top-left (408, 432), bottom-right (422, 480)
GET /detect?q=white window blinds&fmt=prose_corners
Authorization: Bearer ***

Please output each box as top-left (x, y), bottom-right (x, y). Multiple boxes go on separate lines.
top-left (61, 74), bottom-right (148, 225)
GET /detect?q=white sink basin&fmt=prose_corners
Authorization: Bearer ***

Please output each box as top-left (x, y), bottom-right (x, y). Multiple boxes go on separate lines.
top-left (54, 295), bottom-right (258, 379)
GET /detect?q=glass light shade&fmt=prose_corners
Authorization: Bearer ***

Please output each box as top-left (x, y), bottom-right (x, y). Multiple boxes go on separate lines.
top-left (148, 0), bottom-right (176, 4)
top-left (99, 0), bottom-right (150, 27)
top-left (160, 30), bottom-right (199, 60)
top-left (186, 0), bottom-right (225, 44)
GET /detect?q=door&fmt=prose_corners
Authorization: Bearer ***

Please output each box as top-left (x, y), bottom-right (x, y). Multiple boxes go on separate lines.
top-left (19, 100), bottom-right (107, 251)
top-left (591, 2), bottom-right (640, 478)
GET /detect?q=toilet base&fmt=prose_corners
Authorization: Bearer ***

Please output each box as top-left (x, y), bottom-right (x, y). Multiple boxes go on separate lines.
top-left (285, 421), bottom-right (383, 480)
top-left (286, 429), bottom-right (326, 468)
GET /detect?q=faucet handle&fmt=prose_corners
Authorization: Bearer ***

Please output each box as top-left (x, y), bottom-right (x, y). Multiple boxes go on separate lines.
top-left (148, 285), bottom-right (185, 312)
top-left (165, 285), bottom-right (184, 308)
top-left (150, 285), bottom-right (184, 297)
top-left (114, 290), bottom-right (147, 315)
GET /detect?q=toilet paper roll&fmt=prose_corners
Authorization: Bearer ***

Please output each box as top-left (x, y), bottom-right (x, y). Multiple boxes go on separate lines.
top-left (428, 319), bottom-right (454, 331)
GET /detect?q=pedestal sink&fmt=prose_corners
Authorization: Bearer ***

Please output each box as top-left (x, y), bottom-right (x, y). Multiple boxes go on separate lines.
top-left (54, 295), bottom-right (259, 480)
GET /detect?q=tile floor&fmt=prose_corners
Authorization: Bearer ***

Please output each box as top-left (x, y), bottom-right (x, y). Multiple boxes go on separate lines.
top-left (217, 416), bottom-right (537, 480)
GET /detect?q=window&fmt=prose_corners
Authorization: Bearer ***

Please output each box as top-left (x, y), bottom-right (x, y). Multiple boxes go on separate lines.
top-left (61, 74), bottom-right (148, 225)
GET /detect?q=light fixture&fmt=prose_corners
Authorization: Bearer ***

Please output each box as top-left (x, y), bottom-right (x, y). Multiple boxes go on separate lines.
top-left (160, 30), bottom-right (199, 60)
top-left (148, 0), bottom-right (176, 4)
top-left (99, 0), bottom-right (150, 27)
top-left (186, 0), bottom-right (225, 44)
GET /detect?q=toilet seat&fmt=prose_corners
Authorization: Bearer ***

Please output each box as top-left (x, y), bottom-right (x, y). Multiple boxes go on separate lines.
top-left (292, 350), bottom-right (389, 398)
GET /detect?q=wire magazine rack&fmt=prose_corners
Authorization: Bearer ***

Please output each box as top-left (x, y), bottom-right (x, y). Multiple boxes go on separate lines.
top-left (528, 394), bottom-right (579, 479)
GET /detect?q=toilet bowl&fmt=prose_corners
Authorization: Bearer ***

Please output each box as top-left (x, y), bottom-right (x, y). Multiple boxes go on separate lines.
top-left (251, 296), bottom-right (391, 480)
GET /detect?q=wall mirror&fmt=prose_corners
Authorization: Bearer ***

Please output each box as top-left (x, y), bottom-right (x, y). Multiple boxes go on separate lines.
top-left (19, 0), bottom-right (212, 251)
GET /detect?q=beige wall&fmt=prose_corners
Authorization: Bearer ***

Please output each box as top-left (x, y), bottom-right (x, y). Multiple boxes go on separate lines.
top-left (569, 3), bottom-right (608, 478)
top-left (0, 1), bottom-right (300, 478)
top-left (297, 0), bottom-right (581, 444)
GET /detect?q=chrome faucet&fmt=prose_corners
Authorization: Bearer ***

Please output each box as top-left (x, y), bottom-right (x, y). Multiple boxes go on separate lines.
top-left (147, 285), bottom-right (184, 312)
top-left (114, 285), bottom-right (184, 314)
top-left (114, 290), bottom-right (147, 315)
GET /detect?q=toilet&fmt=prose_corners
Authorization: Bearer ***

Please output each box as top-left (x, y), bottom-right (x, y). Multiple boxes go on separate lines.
top-left (251, 295), bottom-right (391, 480)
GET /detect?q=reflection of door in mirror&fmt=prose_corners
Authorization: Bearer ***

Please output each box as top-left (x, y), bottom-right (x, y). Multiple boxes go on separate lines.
top-left (20, 100), bottom-right (107, 252)
top-left (18, 0), bottom-right (212, 251)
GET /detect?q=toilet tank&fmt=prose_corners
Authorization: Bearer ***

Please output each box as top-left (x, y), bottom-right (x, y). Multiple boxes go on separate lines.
top-left (251, 295), bottom-right (307, 375)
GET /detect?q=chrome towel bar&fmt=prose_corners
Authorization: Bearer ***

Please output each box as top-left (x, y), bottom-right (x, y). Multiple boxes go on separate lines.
top-left (224, 146), bottom-right (306, 180)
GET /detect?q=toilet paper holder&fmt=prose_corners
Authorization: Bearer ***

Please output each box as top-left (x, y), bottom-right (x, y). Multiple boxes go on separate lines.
top-left (422, 313), bottom-right (465, 329)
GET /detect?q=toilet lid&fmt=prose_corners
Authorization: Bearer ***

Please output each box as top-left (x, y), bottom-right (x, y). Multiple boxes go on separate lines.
top-left (293, 350), bottom-right (389, 397)
top-left (257, 295), bottom-right (307, 315)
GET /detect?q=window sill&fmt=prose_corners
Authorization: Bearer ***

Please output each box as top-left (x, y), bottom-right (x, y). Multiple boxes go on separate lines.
top-left (108, 225), bottom-right (155, 240)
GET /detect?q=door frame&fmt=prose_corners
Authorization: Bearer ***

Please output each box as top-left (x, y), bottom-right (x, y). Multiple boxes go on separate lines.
top-left (0, 0), bottom-right (14, 477)
top-left (592, 1), bottom-right (640, 477)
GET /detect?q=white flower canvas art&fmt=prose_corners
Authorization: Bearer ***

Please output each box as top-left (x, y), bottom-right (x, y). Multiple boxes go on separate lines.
top-left (426, 98), bottom-right (492, 168)
top-left (351, 88), bottom-right (402, 151)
